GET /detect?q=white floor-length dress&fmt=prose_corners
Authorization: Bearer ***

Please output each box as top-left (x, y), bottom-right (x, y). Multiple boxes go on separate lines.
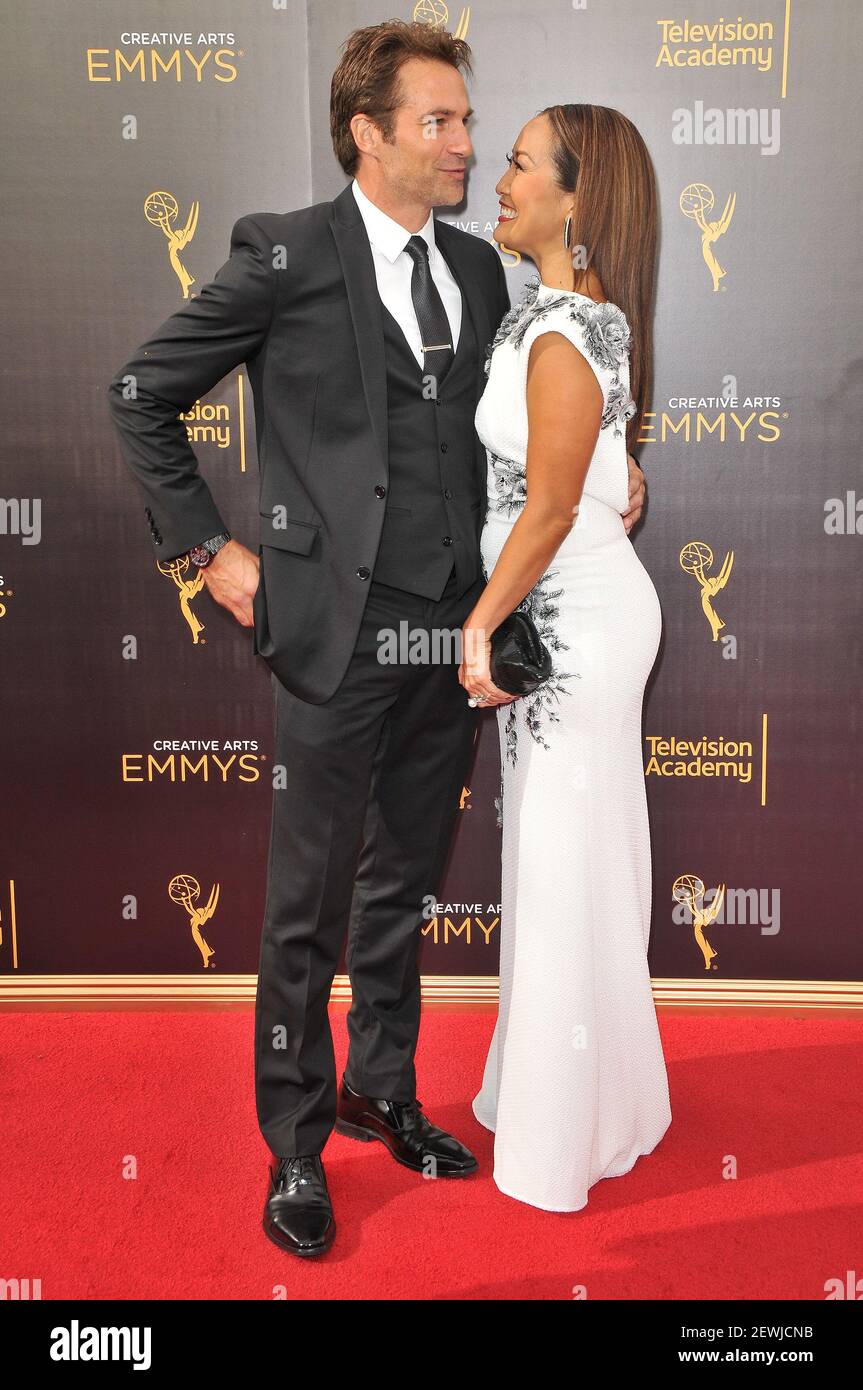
top-left (472, 275), bottom-right (671, 1212)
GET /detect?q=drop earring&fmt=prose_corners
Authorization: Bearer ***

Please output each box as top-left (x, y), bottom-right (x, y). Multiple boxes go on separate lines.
top-left (563, 213), bottom-right (572, 250)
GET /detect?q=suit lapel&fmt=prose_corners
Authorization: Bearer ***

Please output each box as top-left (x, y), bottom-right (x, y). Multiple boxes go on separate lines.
top-left (435, 220), bottom-right (493, 502)
top-left (328, 184), bottom-right (494, 501)
top-left (434, 219), bottom-right (492, 406)
top-left (328, 184), bottom-right (389, 475)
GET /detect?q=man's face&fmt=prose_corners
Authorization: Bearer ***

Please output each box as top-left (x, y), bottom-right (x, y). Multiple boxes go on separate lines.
top-left (371, 57), bottom-right (473, 208)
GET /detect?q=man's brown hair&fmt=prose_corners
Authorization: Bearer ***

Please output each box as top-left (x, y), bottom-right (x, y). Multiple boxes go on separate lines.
top-left (330, 20), bottom-right (473, 177)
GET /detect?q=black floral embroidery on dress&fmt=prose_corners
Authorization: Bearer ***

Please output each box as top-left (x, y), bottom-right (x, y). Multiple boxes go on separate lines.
top-left (602, 379), bottom-right (638, 436)
top-left (483, 275), bottom-right (543, 376)
top-left (500, 567), bottom-right (580, 770)
top-left (507, 278), bottom-right (570, 350)
top-left (494, 769), bottom-right (504, 830)
top-left (489, 450), bottom-right (526, 516)
top-left (571, 301), bottom-right (636, 438)
top-left (572, 300), bottom-right (631, 372)
top-left (496, 276), bottom-right (636, 438)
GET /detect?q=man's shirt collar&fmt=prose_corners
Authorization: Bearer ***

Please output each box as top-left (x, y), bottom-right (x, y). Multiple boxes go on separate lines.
top-left (351, 177), bottom-right (437, 263)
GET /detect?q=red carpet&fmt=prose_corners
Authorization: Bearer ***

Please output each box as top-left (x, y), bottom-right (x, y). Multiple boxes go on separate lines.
top-left (1, 1008), bottom-right (860, 1300)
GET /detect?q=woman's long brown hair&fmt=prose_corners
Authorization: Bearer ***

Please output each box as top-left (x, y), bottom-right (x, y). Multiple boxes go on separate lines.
top-left (540, 104), bottom-right (657, 454)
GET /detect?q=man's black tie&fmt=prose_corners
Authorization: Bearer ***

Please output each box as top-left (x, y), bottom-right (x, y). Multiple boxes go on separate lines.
top-left (403, 234), bottom-right (454, 390)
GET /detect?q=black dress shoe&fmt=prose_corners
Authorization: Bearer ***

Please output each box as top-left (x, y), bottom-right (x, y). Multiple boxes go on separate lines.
top-left (335, 1078), bottom-right (478, 1177)
top-left (262, 1154), bottom-right (335, 1258)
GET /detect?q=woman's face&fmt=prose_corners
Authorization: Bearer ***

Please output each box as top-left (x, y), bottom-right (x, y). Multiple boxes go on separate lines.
top-left (493, 113), bottom-right (573, 261)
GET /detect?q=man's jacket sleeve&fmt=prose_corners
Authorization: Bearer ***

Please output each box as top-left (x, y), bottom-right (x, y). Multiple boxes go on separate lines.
top-left (107, 214), bottom-right (278, 561)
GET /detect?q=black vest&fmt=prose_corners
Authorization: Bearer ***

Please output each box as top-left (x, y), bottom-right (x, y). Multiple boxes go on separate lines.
top-left (371, 262), bottom-right (481, 600)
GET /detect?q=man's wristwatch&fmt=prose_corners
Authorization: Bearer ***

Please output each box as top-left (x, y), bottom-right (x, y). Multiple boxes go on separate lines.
top-left (188, 532), bottom-right (231, 568)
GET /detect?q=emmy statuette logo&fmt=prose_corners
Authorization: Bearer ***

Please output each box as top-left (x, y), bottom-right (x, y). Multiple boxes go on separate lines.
top-left (144, 190), bottom-right (199, 299)
top-left (673, 874), bottom-right (725, 970)
top-left (679, 541), bottom-right (734, 642)
top-left (157, 554), bottom-right (206, 643)
top-left (169, 874), bottom-right (220, 969)
top-left (679, 183), bottom-right (736, 292)
top-left (412, 1), bottom-right (470, 41)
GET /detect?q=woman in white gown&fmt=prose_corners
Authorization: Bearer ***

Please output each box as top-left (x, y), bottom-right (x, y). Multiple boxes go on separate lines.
top-left (459, 104), bottom-right (671, 1212)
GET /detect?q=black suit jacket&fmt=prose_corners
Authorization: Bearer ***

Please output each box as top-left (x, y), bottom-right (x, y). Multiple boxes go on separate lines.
top-left (107, 182), bottom-right (510, 703)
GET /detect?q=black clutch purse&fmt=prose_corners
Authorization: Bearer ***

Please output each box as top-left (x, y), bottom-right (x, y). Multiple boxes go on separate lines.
top-left (489, 609), bottom-right (552, 696)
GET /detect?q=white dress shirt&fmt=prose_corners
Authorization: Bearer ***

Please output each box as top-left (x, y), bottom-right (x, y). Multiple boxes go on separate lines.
top-left (351, 177), bottom-right (462, 369)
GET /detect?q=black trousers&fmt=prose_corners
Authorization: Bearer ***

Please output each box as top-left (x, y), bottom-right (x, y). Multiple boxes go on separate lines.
top-left (253, 567), bottom-right (484, 1157)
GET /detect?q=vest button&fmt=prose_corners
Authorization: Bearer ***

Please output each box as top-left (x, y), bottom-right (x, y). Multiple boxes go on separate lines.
top-left (444, 488), bottom-right (453, 500)
top-left (442, 536), bottom-right (453, 547)
top-left (356, 566), bottom-right (370, 579)
top-left (374, 485), bottom-right (386, 498)
top-left (440, 442), bottom-right (448, 452)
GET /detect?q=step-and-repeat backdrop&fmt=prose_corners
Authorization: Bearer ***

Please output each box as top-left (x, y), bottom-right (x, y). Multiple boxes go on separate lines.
top-left (2, 1), bottom-right (860, 986)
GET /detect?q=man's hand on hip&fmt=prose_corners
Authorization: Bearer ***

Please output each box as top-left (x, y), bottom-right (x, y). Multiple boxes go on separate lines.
top-left (622, 453), bottom-right (646, 534)
top-left (201, 540), bottom-right (259, 627)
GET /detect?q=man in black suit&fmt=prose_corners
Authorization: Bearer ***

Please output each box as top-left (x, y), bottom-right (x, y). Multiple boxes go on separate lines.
top-left (108, 20), bottom-right (645, 1258)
